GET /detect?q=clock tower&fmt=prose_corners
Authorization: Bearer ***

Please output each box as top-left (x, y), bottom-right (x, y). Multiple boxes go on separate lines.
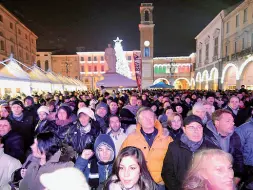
top-left (139, 3), bottom-right (155, 88)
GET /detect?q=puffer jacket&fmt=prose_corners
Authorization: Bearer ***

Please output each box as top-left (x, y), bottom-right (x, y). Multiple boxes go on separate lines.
top-left (68, 120), bottom-right (100, 154)
top-left (19, 151), bottom-right (74, 190)
top-left (121, 120), bottom-right (173, 184)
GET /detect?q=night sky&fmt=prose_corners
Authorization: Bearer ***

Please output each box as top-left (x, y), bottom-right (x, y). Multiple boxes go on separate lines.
top-left (2, 0), bottom-right (242, 56)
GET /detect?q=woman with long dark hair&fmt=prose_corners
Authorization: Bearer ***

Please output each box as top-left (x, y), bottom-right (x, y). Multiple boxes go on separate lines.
top-left (104, 146), bottom-right (157, 190)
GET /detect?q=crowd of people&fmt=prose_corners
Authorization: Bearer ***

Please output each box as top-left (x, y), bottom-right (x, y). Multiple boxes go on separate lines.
top-left (0, 85), bottom-right (253, 190)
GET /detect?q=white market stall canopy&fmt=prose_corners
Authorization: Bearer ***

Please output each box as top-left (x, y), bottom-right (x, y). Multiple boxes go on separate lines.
top-left (0, 55), bottom-right (87, 96)
top-left (96, 73), bottom-right (137, 88)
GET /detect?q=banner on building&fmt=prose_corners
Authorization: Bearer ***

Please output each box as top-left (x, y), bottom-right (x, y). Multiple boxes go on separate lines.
top-left (133, 51), bottom-right (142, 92)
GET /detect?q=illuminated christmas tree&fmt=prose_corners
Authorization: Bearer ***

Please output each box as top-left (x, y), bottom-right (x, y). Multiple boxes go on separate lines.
top-left (114, 37), bottom-right (131, 78)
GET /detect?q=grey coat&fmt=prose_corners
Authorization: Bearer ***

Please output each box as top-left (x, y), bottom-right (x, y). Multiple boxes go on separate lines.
top-left (19, 151), bottom-right (74, 190)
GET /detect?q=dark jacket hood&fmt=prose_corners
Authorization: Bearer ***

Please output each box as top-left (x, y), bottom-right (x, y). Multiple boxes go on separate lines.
top-left (94, 134), bottom-right (115, 164)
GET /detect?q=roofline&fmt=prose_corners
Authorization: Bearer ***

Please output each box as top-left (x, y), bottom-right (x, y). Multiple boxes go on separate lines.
top-left (0, 4), bottom-right (38, 39)
top-left (195, 10), bottom-right (224, 39)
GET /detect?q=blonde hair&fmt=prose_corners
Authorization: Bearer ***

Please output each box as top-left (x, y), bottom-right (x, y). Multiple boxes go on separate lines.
top-left (183, 149), bottom-right (233, 190)
top-left (167, 112), bottom-right (183, 128)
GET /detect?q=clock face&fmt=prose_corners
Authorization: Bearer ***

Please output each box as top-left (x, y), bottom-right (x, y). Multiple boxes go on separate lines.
top-left (144, 40), bottom-right (150, 47)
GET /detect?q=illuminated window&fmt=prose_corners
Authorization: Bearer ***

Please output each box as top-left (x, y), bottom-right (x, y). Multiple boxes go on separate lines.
top-left (144, 47), bottom-right (150, 57)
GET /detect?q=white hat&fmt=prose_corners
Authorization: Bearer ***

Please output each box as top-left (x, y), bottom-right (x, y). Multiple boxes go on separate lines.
top-left (77, 107), bottom-right (96, 121)
top-left (37, 106), bottom-right (49, 115)
top-left (40, 167), bottom-right (90, 190)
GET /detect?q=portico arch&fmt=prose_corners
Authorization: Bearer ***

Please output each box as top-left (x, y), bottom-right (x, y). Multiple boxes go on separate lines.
top-left (173, 78), bottom-right (190, 89)
top-left (153, 78), bottom-right (170, 85)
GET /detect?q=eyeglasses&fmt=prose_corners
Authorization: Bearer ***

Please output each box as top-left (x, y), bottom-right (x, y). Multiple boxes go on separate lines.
top-left (186, 125), bottom-right (203, 131)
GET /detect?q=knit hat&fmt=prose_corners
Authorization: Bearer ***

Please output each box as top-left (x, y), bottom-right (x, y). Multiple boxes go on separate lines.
top-left (77, 107), bottom-right (96, 121)
top-left (11, 100), bottom-right (24, 109)
top-left (184, 115), bottom-right (203, 127)
top-left (37, 106), bottom-right (50, 115)
top-left (95, 102), bottom-right (108, 112)
top-left (40, 168), bottom-right (90, 190)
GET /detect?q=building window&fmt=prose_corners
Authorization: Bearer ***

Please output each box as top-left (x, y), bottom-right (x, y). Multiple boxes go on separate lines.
top-left (25, 34), bottom-right (28, 40)
top-left (242, 38), bottom-right (245, 50)
top-left (101, 56), bottom-right (104, 61)
top-left (26, 53), bottom-right (29, 60)
top-left (88, 57), bottom-right (92, 61)
top-left (31, 39), bottom-right (34, 44)
top-left (225, 45), bottom-right (228, 57)
top-left (226, 22), bottom-right (230, 34)
top-left (236, 14), bottom-right (239, 28)
top-left (80, 57), bottom-right (84, 61)
top-left (85, 78), bottom-right (89, 83)
top-left (205, 44), bottom-right (209, 60)
top-left (44, 54), bottom-right (48, 56)
top-left (199, 49), bottom-right (202, 63)
top-left (88, 66), bottom-right (92, 71)
top-left (18, 29), bottom-right (21, 35)
top-left (251, 33), bottom-right (253, 47)
top-left (234, 41), bottom-right (237, 53)
top-left (0, 15), bottom-right (3, 22)
top-left (144, 10), bottom-right (150, 21)
top-left (37, 60), bottom-right (41, 68)
top-left (244, 8), bottom-right (248, 23)
top-left (94, 66), bottom-right (97, 72)
top-left (101, 65), bottom-right (104, 71)
top-left (0, 31), bottom-right (3, 37)
top-left (19, 50), bottom-right (22, 58)
top-left (127, 56), bottom-right (131, 60)
top-left (10, 22), bottom-right (13, 29)
top-left (144, 47), bottom-right (150, 57)
top-left (0, 40), bottom-right (4, 51)
top-left (45, 60), bottom-right (49, 71)
top-left (214, 37), bottom-right (218, 56)
top-left (10, 45), bottom-right (14, 53)
top-left (94, 56), bottom-right (97, 61)
top-left (81, 65), bottom-right (84, 72)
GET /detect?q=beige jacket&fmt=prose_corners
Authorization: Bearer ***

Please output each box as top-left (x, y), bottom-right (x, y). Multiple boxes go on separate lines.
top-left (0, 148), bottom-right (22, 190)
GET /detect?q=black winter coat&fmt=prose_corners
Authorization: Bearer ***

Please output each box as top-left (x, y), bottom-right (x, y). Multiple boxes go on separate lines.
top-left (8, 113), bottom-right (36, 153)
top-left (2, 130), bottom-right (25, 163)
top-left (161, 137), bottom-right (218, 190)
top-left (67, 120), bottom-right (100, 154)
top-left (224, 106), bottom-right (250, 127)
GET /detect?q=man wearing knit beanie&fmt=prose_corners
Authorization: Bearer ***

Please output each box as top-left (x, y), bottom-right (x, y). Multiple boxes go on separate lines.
top-left (95, 102), bottom-right (109, 134)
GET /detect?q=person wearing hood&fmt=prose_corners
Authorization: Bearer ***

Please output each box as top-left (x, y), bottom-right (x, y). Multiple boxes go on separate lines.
top-left (75, 134), bottom-right (115, 189)
top-left (205, 109), bottom-right (244, 186)
top-left (162, 115), bottom-right (218, 190)
top-left (68, 107), bottom-right (100, 155)
top-left (24, 96), bottom-right (37, 118)
top-left (95, 102), bottom-right (109, 134)
top-left (34, 106), bottom-right (50, 135)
